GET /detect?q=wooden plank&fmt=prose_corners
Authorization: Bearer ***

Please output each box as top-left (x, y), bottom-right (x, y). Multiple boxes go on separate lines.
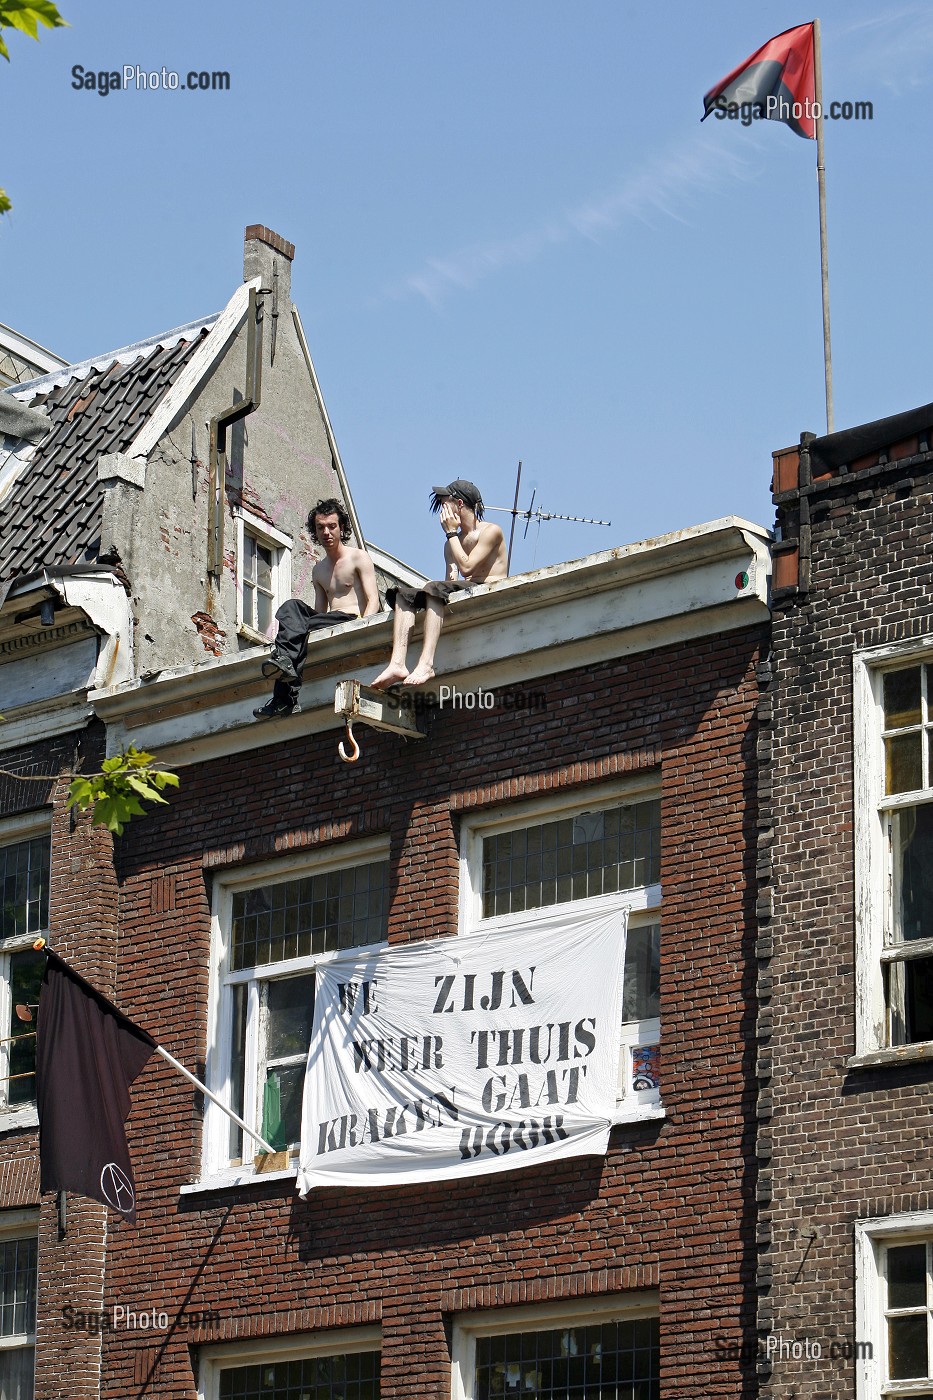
top-left (334, 680), bottom-right (428, 738)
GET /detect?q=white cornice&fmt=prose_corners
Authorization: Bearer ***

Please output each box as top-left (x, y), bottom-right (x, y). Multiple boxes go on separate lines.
top-left (91, 518), bottom-right (771, 766)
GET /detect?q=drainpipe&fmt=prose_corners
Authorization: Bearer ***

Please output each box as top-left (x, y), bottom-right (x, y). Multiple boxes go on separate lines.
top-left (207, 287), bottom-right (264, 578)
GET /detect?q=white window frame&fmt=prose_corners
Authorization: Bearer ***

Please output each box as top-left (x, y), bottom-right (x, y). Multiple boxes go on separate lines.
top-left (200, 838), bottom-right (390, 1188)
top-left (854, 640), bottom-right (933, 1059)
top-left (198, 1324), bottom-right (381, 1400)
top-left (451, 1292), bottom-right (659, 1400)
top-left (458, 777), bottom-right (663, 1121)
top-left (234, 507), bottom-right (292, 642)
top-left (0, 813), bottom-right (49, 1132)
top-left (0, 1209), bottom-right (39, 1398)
top-left (855, 1210), bottom-right (933, 1398)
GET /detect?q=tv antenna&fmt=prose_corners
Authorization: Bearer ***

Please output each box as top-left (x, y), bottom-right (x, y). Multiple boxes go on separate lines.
top-left (484, 462), bottom-right (612, 571)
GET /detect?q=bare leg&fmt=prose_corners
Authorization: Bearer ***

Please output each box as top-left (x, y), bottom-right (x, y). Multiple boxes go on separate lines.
top-left (403, 598), bottom-right (444, 685)
top-left (372, 602), bottom-right (416, 688)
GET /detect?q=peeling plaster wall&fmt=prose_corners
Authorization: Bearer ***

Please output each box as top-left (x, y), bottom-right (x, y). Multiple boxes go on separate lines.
top-left (101, 246), bottom-right (355, 678)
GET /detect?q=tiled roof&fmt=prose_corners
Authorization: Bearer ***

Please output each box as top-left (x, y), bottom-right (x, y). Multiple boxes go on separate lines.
top-left (0, 330), bottom-right (210, 582)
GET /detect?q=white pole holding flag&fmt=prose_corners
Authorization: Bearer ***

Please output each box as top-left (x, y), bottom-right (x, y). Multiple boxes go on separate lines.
top-left (703, 19), bottom-right (836, 434)
top-left (812, 17), bottom-right (834, 433)
top-left (153, 1045), bottom-right (275, 1156)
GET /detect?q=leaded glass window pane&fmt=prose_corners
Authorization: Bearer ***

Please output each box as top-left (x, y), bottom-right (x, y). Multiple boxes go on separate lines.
top-left (231, 862), bottom-right (389, 970)
top-left (475, 1316), bottom-right (659, 1400)
top-left (482, 802), bottom-right (660, 918)
top-left (218, 1349), bottom-right (380, 1399)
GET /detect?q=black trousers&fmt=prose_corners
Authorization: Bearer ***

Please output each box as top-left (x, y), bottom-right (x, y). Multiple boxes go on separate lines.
top-left (271, 600), bottom-right (355, 703)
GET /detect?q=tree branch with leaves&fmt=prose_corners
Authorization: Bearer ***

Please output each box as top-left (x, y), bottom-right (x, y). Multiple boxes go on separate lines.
top-left (66, 747), bottom-right (180, 835)
top-left (0, 1), bottom-right (68, 214)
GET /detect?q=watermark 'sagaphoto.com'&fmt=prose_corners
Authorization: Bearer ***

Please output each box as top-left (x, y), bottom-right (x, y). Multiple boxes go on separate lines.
top-left (62, 1304), bottom-right (221, 1334)
top-left (71, 65), bottom-right (230, 96)
top-left (712, 95), bottom-right (873, 126)
top-left (384, 685), bottom-right (548, 714)
top-left (715, 1333), bottom-right (873, 1363)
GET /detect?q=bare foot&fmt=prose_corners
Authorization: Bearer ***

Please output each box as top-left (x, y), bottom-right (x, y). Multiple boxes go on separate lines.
top-left (371, 662), bottom-right (409, 690)
top-left (403, 661), bottom-right (436, 686)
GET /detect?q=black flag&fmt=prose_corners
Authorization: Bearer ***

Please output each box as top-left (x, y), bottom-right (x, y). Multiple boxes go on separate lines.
top-left (36, 950), bottom-right (156, 1224)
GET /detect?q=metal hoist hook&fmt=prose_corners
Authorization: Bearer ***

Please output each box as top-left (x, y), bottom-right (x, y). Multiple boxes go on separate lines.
top-left (338, 717), bottom-right (361, 764)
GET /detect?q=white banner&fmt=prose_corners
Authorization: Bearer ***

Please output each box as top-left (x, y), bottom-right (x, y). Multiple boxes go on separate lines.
top-left (297, 904), bottom-right (626, 1192)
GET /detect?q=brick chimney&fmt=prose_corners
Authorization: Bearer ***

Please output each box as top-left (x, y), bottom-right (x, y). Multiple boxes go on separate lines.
top-left (243, 224), bottom-right (294, 305)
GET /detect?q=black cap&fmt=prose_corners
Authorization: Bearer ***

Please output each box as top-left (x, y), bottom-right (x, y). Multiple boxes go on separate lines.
top-left (430, 479), bottom-right (484, 512)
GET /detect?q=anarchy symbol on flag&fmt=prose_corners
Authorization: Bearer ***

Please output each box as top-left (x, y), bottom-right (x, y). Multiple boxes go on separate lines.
top-left (100, 1163), bottom-right (135, 1215)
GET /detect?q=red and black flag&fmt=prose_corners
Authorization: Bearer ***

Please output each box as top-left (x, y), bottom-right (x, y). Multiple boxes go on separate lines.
top-left (702, 22), bottom-right (817, 139)
top-left (36, 950), bottom-right (155, 1224)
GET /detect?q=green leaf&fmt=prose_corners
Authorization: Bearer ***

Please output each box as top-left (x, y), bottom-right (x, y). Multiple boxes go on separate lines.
top-left (65, 747), bottom-right (179, 834)
top-left (126, 775), bottom-right (167, 804)
top-left (91, 797), bottom-right (125, 835)
top-left (0, 1), bottom-right (68, 33)
top-left (66, 777), bottom-right (94, 810)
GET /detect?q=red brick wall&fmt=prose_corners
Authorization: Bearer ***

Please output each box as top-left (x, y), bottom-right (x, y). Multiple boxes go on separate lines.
top-left (0, 723), bottom-right (119, 1399)
top-left (16, 631), bottom-right (764, 1398)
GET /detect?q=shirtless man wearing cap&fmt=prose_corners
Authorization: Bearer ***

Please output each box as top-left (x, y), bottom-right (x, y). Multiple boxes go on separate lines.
top-left (372, 479), bottom-right (507, 689)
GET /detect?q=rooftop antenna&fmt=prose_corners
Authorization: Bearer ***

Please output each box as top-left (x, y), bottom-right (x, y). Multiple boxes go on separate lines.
top-left (486, 461), bottom-right (612, 572)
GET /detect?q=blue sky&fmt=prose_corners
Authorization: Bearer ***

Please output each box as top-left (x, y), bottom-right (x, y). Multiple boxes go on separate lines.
top-left (1, 1), bottom-right (929, 576)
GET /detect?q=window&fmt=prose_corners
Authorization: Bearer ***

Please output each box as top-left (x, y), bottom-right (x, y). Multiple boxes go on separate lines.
top-left (460, 784), bottom-right (662, 1114)
top-left (198, 1328), bottom-right (381, 1400)
top-left (0, 819), bottom-right (49, 1118)
top-left (855, 648), bottom-right (933, 1055)
top-left (203, 843), bottom-right (390, 1179)
top-left (451, 1297), bottom-right (659, 1400)
top-left (235, 509), bottom-right (292, 640)
top-left (0, 1215), bottom-right (38, 1400)
top-left (855, 1213), bottom-right (933, 1398)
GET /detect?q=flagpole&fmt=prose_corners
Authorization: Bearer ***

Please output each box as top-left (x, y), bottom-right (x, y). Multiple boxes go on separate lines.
top-left (154, 1045), bottom-right (276, 1156)
top-left (34, 937), bottom-right (276, 1158)
top-left (813, 17), bottom-right (834, 433)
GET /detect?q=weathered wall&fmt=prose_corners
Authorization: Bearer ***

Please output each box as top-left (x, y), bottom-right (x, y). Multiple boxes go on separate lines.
top-left (90, 627), bottom-right (765, 1399)
top-left (762, 440), bottom-right (933, 1397)
top-left (101, 232), bottom-right (355, 679)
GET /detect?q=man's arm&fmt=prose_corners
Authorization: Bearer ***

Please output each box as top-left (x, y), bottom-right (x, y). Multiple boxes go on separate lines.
top-left (355, 549), bottom-right (381, 617)
top-left (311, 561), bottom-right (329, 613)
top-left (447, 523), bottom-right (505, 582)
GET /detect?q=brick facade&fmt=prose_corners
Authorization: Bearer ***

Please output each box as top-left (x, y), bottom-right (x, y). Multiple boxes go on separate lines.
top-left (0, 724), bottom-right (120, 1399)
top-left (764, 425), bottom-right (933, 1397)
top-left (58, 627), bottom-right (768, 1398)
